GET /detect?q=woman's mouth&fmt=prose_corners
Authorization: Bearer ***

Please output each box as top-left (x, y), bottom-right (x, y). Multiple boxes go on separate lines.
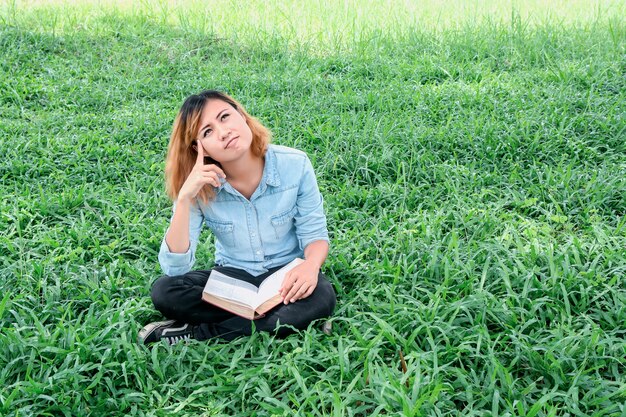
top-left (225, 137), bottom-right (238, 149)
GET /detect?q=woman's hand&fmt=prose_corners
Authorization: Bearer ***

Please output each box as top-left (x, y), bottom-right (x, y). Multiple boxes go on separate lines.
top-left (280, 260), bottom-right (320, 304)
top-left (280, 240), bottom-right (329, 304)
top-left (178, 141), bottom-right (225, 202)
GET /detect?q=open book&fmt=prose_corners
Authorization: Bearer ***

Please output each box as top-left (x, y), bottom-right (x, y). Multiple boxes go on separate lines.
top-left (202, 258), bottom-right (304, 320)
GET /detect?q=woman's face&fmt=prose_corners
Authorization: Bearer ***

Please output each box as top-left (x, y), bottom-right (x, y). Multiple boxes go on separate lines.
top-left (195, 99), bottom-right (253, 163)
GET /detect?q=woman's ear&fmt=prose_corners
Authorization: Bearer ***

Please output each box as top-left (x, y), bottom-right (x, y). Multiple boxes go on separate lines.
top-left (191, 140), bottom-right (198, 152)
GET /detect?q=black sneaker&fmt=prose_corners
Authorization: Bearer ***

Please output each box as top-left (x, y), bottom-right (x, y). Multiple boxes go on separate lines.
top-left (138, 320), bottom-right (195, 345)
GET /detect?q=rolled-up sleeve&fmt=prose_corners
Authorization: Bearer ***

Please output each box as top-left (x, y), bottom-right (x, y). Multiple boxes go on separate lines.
top-left (158, 200), bottom-right (204, 276)
top-left (294, 156), bottom-right (329, 250)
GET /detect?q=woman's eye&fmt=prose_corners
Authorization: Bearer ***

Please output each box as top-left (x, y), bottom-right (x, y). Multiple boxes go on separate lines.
top-left (221, 113), bottom-right (229, 121)
top-left (203, 129), bottom-right (212, 137)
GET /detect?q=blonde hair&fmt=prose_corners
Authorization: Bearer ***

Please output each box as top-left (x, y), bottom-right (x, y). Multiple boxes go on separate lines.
top-left (165, 90), bottom-right (271, 202)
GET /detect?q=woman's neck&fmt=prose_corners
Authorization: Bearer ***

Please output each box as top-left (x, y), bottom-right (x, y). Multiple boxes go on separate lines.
top-left (222, 153), bottom-right (264, 182)
top-left (221, 153), bottom-right (265, 199)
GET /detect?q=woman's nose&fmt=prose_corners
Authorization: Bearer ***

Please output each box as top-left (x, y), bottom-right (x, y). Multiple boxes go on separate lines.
top-left (217, 126), bottom-right (230, 141)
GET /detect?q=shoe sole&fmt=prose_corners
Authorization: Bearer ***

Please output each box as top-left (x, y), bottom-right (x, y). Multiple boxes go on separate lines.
top-left (138, 319), bottom-right (176, 344)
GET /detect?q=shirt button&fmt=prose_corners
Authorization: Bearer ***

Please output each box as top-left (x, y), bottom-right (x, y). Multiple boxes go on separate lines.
top-left (251, 233), bottom-right (256, 237)
top-left (256, 251), bottom-right (261, 255)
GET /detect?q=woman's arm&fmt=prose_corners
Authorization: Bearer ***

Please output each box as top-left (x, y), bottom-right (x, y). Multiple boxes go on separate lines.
top-left (158, 199), bottom-right (204, 276)
top-left (302, 239), bottom-right (329, 271)
top-left (165, 141), bottom-right (225, 254)
top-left (292, 157), bottom-right (329, 250)
top-left (165, 198), bottom-right (193, 253)
top-left (279, 153), bottom-right (330, 304)
top-left (159, 143), bottom-right (225, 274)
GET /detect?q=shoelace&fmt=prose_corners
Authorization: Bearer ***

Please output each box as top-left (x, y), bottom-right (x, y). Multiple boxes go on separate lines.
top-left (165, 334), bottom-right (191, 345)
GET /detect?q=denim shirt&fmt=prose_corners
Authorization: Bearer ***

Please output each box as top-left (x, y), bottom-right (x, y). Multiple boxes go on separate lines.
top-left (158, 145), bottom-right (329, 276)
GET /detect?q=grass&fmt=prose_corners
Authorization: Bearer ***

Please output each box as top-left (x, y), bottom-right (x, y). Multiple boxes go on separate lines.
top-left (1, 0), bottom-right (625, 415)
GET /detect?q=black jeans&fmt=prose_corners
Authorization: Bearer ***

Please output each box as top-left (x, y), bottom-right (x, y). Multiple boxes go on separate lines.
top-left (150, 265), bottom-right (337, 341)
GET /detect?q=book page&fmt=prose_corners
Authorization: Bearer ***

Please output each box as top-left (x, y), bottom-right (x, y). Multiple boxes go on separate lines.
top-left (203, 270), bottom-right (259, 307)
top-left (255, 258), bottom-right (304, 307)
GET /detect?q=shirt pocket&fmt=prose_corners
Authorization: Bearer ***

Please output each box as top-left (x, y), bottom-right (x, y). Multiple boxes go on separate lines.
top-left (270, 206), bottom-right (297, 240)
top-left (205, 218), bottom-right (235, 247)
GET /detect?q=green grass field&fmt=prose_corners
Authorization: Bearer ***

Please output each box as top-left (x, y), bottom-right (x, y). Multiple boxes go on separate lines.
top-left (1, 1), bottom-right (625, 415)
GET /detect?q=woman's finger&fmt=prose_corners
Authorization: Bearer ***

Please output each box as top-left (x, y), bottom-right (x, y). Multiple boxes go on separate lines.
top-left (280, 271), bottom-right (295, 295)
top-left (284, 279), bottom-right (306, 303)
top-left (201, 164), bottom-right (226, 178)
top-left (290, 283), bottom-right (310, 303)
top-left (195, 140), bottom-right (205, 166)
top-left (302, 286), bottom-right (315, 299)
top-left (200, 172), bottom-right (220, 187)
top-left (201, 171), bottom-right (219, 180)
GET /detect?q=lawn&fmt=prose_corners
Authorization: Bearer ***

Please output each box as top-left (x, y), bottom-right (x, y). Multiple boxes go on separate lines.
top-left (1, 1), bottom-right (625, 415)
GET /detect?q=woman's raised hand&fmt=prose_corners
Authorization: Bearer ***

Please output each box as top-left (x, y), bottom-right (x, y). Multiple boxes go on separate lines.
top-left (178, 141), bottom-right (226, 202)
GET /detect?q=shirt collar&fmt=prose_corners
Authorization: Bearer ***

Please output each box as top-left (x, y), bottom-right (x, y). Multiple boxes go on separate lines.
top-left (214, 145), bottom-right (280, 195)
top-left (263, 145), bottom-right (281, 188)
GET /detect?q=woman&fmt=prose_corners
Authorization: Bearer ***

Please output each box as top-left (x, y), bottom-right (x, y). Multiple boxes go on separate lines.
top-left (139, 90), bottom-right (336, 344)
